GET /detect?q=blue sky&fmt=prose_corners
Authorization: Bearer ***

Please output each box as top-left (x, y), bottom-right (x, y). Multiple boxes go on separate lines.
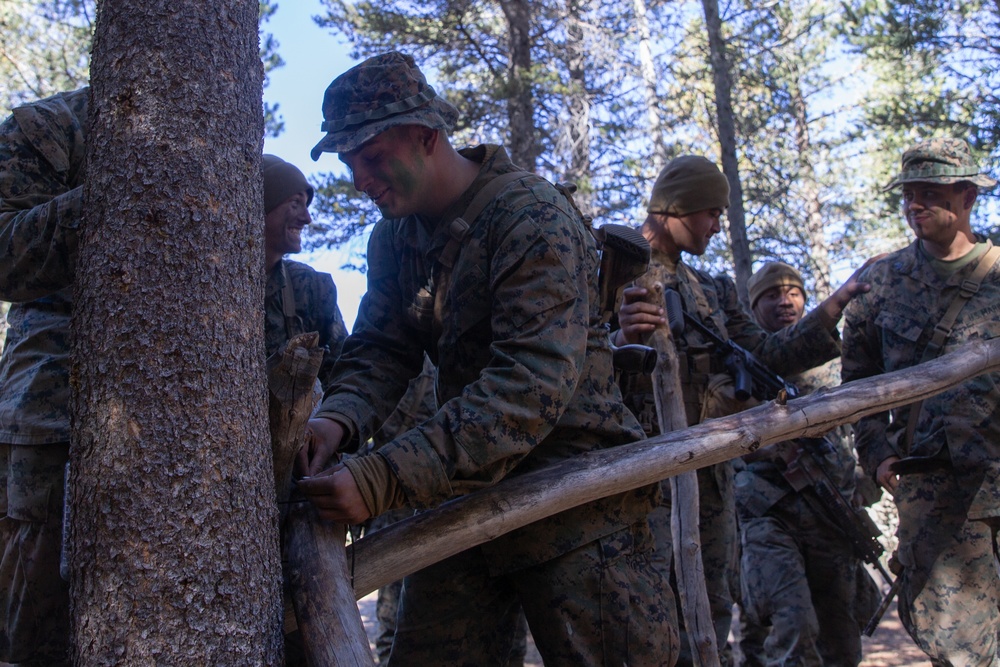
top-left (261, 3), bottom-right (368, 329)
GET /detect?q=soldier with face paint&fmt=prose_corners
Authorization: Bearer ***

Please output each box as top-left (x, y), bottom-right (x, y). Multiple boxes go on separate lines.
top-left (843, 138), bottom-right (1000, 666)
top-left (296, 52), bottom-right (677, 665)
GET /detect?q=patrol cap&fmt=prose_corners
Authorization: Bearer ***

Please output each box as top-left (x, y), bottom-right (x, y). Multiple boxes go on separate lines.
top-left (648, 155), bottom-right (730, 215)
top-left (262, 154), bottom-right (313, 213)
top-left (884, 138), bottom-right (997, 191)
top-left (747, 262), bottom-right (806, 308)
top-left (310, 51), bottom-right (460, 160)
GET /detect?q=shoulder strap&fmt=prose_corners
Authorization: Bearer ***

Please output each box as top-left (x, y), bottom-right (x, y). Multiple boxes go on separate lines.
top-left (431, 170), bottom-right (528, 339)
top-left (903, 240), bottom-right (1000, 450)
top-left (279, 260), bottom-right (302, 338)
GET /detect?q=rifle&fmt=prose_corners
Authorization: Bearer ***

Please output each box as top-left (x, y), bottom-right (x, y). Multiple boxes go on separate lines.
top-left (592, 223), bottom-right (656, 375)
top-left (663, 288), bottom-right (799, 402)
top-left (782, 439), bottom-right (896, 636)
top-left (594, 223), bottom-right (651, 326)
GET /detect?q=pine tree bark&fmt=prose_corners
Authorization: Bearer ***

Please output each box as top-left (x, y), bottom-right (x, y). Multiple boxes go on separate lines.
top-left (70, 0), bottom-right (282, 663)
top-left (499, 0), bottom-right (539, 170)
top-left (702, 0), bottom-right (752, 305)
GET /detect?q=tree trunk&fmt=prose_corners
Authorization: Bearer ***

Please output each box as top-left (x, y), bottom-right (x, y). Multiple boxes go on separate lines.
top-left (70, 1), bottom-right (282, 663)
top-left (635, 273), bottom-right (719, 666)
top-left (790, 76), bottom-right (834, 298)
top-left (702, 0), bottom-right (752, 305)
top-left (633, 0), bottom-right (669, 171)
top-left (560, 0), bottom-right (593, 214)
top-left (347, 337), bottom-right (1000, 597)
top-left (499, 0), bottom-right (539, 170)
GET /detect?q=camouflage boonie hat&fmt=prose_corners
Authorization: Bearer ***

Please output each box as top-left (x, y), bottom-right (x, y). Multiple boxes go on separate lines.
top-left (310, 51), bottom-right (460, 160)
top-left (884, 138), bottom-right (997, 190)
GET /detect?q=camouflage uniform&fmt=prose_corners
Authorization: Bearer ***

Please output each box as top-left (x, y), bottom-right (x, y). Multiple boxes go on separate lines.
top-left (844, 240), bottom-right (1000, 666)
top-left (0, 87), bottom-right (89, 665)
top-left (316, 143), bottom-right (676, 666)
top-left (264, 258), bottom-right (347, 390)
top-left (616, 250), bottom-right (840, 666)
top-left (734, 358), bottom-right (871, 666)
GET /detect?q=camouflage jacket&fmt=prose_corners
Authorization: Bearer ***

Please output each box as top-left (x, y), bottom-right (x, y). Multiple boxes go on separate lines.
top-left (264, 258), bottom-right (348, 391)
top-left (843, 240), bottom-right (1000, 520)
top-left (315, 144), bottom-right (652, 573)
top-left (734, 358), bottom-right (857, 519)
top-left (618, 251), bottom-right (841, 432)
top-left (0, 88), bottom-right (89, 445)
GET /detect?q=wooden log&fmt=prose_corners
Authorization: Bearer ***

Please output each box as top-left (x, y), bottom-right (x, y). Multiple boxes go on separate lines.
top-left (267, 332), bottom-right (373, 666)
top-left (268, 331), bottom-right (324, 508)
top-left (636, 273), bottom-right (718, 666)
top-left (286, 504), bottom-right (373, 667)
top-left (348, 337), bottom-right (1000, 598)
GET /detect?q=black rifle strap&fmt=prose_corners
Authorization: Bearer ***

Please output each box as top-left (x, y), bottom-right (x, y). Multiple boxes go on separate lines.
top-left (902, 240), bottom-right (1000, 451)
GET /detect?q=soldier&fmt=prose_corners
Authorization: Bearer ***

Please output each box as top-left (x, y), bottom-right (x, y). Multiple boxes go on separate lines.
top-left (614, 156), bottom-right (870, 665)
top-left (261, 153), bottom-right (348, 386)
top-left (842, 138), bottom-right (1000, 665)
top-left (295, 51), bottom-right (677, 665)
top-left (734, 261), bottom-right (872, 666)
top-left (0, 86), bottom-right (89, 666)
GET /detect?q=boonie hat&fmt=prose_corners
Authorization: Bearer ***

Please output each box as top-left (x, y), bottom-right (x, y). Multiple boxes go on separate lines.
top-left (884, 138), bottom-right (997, 190)
top-left (311, 51), bottom-right (459, 160)
top-left (262, 154), bottom-right (313, 214)
top-left (747, 262), bottom-right (806, 308)
top-left (648, 155), bottom-right (730, 215)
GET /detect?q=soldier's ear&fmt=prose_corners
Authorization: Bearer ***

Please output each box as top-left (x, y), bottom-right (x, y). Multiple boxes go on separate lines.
top-left (413, 125), bottom-right (439, 154)
top-left (962, 184), bottom-right (978, 210)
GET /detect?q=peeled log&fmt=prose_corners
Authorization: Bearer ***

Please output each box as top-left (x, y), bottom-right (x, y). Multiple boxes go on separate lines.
top-left (348, 337), bottom-right (1000, 598)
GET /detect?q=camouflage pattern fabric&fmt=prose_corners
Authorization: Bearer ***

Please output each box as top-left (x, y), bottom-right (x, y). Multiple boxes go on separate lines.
top-left (264, 258), bottom-right (348, 391)
top-left (734, 359), bottom-right (871, 666)
top-left (316, 144), bottom-right (670, 664)
top-left (0, 88), bottom-right (88, 665)
top-left (0, 88), bottom-right (88, 446)
top-left (389, 519), bottom-right (677, 667)
top-left (616, 250), bottom-right (841, 666)
top-left (843, 240), bottom-right (1000, 665)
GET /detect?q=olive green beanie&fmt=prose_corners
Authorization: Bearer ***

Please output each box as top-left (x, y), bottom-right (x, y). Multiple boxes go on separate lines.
top-left (647, 155), bottom-right (730, 215)
top-left (747, 261), bottom-right (806, 308)
top-left (262, 154), bottom-right (314, 214)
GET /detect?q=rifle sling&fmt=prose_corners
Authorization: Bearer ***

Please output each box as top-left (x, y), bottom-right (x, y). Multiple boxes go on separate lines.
top-left (902, 241), bottom-right (1000, 451)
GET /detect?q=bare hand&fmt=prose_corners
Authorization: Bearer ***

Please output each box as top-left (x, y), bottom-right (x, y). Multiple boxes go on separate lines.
top-left (876, 455), bottom-right (900, 496)
top-left (296, 463), bottom-right (372, 524)
top-left (295, 417), bottom-right (346, 478)
top-left (816, 254), bottom-right (888, 327)
top-left (617, 286), bottom-right (667, 344)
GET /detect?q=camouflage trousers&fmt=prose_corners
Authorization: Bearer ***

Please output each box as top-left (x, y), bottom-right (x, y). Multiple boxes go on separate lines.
top-left (0, 443), bottom-right (70, 666)
top-left (651, 462), bottom-right (737, 667)
top-left (738, 492), bottom-right (869, 667)
top-left (388, 519), bottom-right (678, 666)
top-left (895, 470), bottom-right (1000, 667)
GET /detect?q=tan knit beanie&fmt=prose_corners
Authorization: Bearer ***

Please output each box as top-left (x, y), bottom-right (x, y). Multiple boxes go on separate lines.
top-left (747, 262), bottom-right (806, 308)
top-left (262, 154), bottom-right (314, 214)
top-left (647, 155), bottom-right (730, 215)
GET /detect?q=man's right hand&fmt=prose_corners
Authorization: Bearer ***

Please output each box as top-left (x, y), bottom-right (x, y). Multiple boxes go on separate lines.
top-left (296, 417), bottom-right (346, 478)
top-left (616, 286), bottom-right (667, 345)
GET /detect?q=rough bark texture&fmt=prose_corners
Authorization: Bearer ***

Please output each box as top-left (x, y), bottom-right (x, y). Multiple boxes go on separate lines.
top-left (702, 0), bottom-right (752, 306)
top-left (70, 0), bottom-right (282, 663)
top-left (499, 0), bottom-right (539, 170)
top-left (347, 338), bottom-right (1000, 597)
top-left (635, 274), bottom-right (719, 667)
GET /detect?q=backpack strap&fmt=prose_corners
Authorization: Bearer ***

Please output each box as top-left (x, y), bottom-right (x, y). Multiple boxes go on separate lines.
top-left (431, 170), bottom-right (528, 338)
top-left (902, 240), bottom-right (1000, 451)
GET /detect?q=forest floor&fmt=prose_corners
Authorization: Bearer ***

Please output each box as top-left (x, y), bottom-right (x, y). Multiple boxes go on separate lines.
top-left (357, 593), bottom-right (930, 666)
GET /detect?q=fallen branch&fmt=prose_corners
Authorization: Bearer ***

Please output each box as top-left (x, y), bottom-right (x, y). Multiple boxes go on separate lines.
top-left (347, 337), bottom-right (1000, 598)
